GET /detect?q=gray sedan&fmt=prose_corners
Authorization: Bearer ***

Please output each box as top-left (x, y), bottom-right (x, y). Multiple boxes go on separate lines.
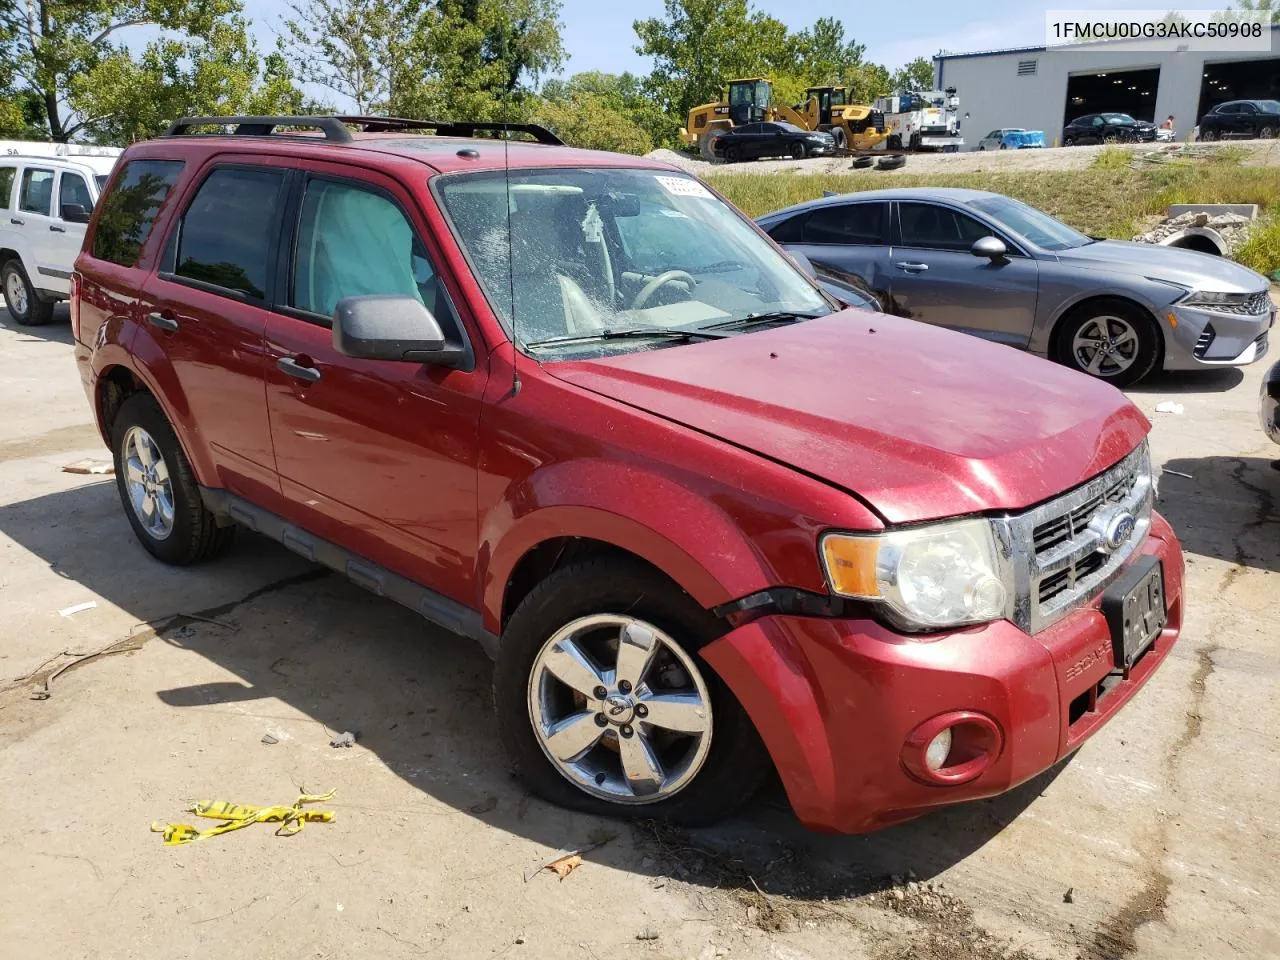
top-left (758, 187), bottom-right (1275, 385)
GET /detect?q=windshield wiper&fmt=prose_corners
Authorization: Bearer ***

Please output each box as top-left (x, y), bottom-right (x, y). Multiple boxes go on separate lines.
top-left (702, 310), bottom-right (824, 331)
top-left (525, 326), bottom-right (731, 349)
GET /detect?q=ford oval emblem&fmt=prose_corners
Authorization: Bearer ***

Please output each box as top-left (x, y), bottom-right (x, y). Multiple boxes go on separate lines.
top-left (1091, 506), bottom-right (1137, 555)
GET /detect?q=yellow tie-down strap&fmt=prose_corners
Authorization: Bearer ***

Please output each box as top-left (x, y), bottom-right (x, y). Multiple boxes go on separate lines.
top-left (152, 788), bottom-right (336, 845)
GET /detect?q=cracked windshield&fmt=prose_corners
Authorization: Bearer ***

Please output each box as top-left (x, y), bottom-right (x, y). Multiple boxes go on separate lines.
top-left (437, 168), bottom-right (830, 355)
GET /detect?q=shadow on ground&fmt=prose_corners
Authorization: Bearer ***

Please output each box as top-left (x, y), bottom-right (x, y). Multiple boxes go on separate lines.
top-left (0, 480), bottom-right (1066, 899)
top-left (0, 304), bottom-right (74, 345)
top-left (1128, 367), bottom-right (1244, 395)
top-left (1158, 454), bottom-right (1280, 574)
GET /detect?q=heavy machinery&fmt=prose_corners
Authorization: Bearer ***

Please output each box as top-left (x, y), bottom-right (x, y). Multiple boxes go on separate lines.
top-left (682, 78), bottom-right (887, 160)
top-left (791, 86), bottom-right (887, 152)
top-left (875, 87), bottom-right (964, 152)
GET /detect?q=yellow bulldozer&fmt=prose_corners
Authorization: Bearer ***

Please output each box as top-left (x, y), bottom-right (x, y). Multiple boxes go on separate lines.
top-left (681, 79), bottom-right (887, 160)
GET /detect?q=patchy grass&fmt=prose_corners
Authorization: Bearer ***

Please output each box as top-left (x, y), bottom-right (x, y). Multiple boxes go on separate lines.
top-left (1235, 216), bottom-right (1280, 277)
top-left (1091, 147), bottom-right (1132, 170)
top-left (709, 162), bottom-right (1280, 254)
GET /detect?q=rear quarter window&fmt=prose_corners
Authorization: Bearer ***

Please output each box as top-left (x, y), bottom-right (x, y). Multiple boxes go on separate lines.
top-left (90, 159), bottom-right (185, 267)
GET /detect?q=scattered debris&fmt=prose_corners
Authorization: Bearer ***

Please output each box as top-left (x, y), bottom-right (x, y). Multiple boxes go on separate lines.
top-left (636, 927), bottom-right (660, 941)
top-left (329, 731), bottom-right (357, 748)
top-left (260, 733), bottom-right (279, 745)
top-left (1162, 468), bottom-right (1194, 479)
top-left (61, 458), bottom-right (114, 475)
top-left (1155, 401), bottom-right (1185, 415)
top-left (58, 601), bottom-right (97, 617)
top-left (27, 639), bottom-right (145, 700)
top-left (151, 787), bottom-right (337, 844)
top-left (1132, 209), bottom-right (1251, 256)
top-left (1064, 887), bottom-right (1075, 904)
top-left (468, 796), bottom-right (498, 815)
top-left (514, 935), bottom-right (526, 945)
top-left (545, 853), bottom-right (583, 880)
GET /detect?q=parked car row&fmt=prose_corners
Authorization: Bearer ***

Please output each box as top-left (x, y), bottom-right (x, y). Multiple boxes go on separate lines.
top-left (7, 114), bottom-right (1267, 836)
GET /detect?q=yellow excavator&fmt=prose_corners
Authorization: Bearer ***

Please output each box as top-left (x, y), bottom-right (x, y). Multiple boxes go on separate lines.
top-left (681, 79), bottom-right (887, 159)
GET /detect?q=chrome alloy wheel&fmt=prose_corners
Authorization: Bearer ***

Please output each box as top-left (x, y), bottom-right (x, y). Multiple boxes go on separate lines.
top-left (1072, 315), bottom-right (1140, 377)
top-left (122, 426), bottom-right (175, 540)
top-left (5, 269), bottom-right (28, 317)
top-left (527, 614), bottom-right (713, 804)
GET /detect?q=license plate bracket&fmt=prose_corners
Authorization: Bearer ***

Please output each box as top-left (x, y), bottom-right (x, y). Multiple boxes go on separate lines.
top-left (1101, 556), bottom-right (1166, 675)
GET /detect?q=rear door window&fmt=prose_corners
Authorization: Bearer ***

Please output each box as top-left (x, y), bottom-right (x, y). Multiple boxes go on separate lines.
top-left (0, 166), bottom-right (15, 209)
top-left (765, 213), bottom-right (806, 243)
top-left (171, 167), bottom-right (286, 300)
top-left (898, 202), bottom-right (994, 251)
top-left (20, 169), bottom-right (54, 215)
top-left (801, 203), bottom-right (889, 245)
top-left (91, 159), bottom-right (184, 267)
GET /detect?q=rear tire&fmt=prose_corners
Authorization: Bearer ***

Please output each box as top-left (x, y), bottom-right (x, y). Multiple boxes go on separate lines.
top-left (494, 557), bottom-right (769, 826)
top-left (3, 260), bottom-right (54, 326)
top-left (887, 134), bottom-right (902, 150)
top-left (1053, 299), bottom-right (1160, 387)
top-left (110, 392), bottom-right (236, 565)
top-left (698, 129), bottom-right (723, 162)
top-left (831, 127), bottom-right (848, 152)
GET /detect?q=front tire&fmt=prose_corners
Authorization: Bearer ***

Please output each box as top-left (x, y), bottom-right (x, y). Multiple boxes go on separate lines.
top-left (789, 141), bottom-right (807, 160)
top-left (110, 392), bottom-right (235, 565)
top-left (3, 260), bottom-right (54, 326)
top-left (494, 557), bottom-right (768, 826)
top-left (1259, 125), bottom-right (1277, 140)
top-left (1054, 300), bottom-right (1160, 387)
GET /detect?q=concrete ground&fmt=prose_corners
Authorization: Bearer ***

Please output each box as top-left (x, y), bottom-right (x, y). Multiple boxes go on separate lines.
top-left (1, 303), bottom-right (1278, 960)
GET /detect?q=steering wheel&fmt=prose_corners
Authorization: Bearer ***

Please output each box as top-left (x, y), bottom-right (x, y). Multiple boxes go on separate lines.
top-left (631, 270), bottom-right (695, 311)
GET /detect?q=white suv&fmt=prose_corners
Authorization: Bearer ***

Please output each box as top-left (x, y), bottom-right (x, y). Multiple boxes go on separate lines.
top-left (0, 151), bottom-right (119, 326)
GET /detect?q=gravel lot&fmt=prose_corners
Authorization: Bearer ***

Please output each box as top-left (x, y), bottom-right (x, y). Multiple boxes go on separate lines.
top-left (2, 302), bottom-right (1278, 960)
top-left (649, 137), bottom-right (1280, 177)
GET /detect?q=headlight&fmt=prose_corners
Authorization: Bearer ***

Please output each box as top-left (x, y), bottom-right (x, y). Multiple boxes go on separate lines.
top-left (820, 518), bottom-right (1012, 631)
top-left (1180, 290), bottom-right (1254, 309)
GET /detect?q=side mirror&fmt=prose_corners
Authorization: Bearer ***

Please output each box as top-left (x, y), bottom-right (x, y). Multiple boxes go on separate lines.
top-left (333, 294), bottom-right (465, 367)
top-left (971, 236), bottom-right (1008, 260)
top-left (60, 203), bottom-right (90, 223)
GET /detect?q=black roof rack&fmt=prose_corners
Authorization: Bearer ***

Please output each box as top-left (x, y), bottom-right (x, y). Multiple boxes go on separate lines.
top-left (161, 115), bottom-right (563, 146)
top-left (163, 116), bottom-right (354, 142)
top-left (333, 116), bottom-right (563, 145)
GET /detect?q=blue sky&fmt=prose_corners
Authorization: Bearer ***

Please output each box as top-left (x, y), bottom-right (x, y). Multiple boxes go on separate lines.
top-left (247, 0), bottom-right (1170, 86)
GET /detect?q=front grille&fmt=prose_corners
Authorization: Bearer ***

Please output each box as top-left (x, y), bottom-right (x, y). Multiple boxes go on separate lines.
top-left (1194, 324), bottom-right (1216, 359)
top-left (1004, 444), bottom-right (1154, 633)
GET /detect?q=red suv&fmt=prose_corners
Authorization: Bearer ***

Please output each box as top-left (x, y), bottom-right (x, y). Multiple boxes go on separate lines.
top-left (73, 116), bottom-right (1184, 833)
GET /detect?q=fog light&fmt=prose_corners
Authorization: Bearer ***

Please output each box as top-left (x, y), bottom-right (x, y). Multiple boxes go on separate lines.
top-left (925, 728), bottom-right (953, 771)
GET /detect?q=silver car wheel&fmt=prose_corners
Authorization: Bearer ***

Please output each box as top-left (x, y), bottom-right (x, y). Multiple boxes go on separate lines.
top-left (527, 613), bottom-right (713, 804)
top-left (122, 426), bottom-right (176, 540)
top-left (1072, 315), bottom-right (1140, 378)
top-left (5, 269), bottom-right (28, 317)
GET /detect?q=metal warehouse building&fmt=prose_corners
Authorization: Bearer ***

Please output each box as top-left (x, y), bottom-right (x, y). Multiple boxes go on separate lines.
top-left (934, 26), bottom-right (1280, 149)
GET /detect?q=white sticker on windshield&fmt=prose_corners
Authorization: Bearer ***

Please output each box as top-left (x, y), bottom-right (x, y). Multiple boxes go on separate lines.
top-left (656, 176), bottom-right (713, 199)
top-left (581, 204), bottom-right (604, 243)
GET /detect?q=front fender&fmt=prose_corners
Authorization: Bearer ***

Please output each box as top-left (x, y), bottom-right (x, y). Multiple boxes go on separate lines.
top-left (480, 459), bottom-right (778, 634)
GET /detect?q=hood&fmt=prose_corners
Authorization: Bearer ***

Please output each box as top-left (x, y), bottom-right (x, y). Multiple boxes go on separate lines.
top-left (1057, 239), bottom-right (1267, 293)
top-left (547, 313), bottom-right (1149, 524)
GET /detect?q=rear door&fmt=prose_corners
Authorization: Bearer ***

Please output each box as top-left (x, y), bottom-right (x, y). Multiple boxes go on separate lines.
top-left (1237, 102), bottom-right (1258, 137)
top-left (16, 165), bottom-right (60, 286)
top-left (776, 201), bottom-right (892, 308)
top-left (887, 200), bottom-right (1039, 348)
top-left (262, 165), bottom-right (486, 605)
top-left (139, 160), bottom-right (288, 505)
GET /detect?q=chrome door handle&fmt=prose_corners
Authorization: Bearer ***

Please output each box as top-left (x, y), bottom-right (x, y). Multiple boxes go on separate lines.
top-left (278, 356), bottom-right (321, 384)
top-left (49, 224), bottom-right (65, 233)
top-left (895, 261), bottom-right (929, 273)
top-left (147, 311), bottom-right (178, 332)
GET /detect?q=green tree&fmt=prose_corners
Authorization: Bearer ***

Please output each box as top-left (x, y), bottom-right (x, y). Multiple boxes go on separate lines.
top-left (72, 25), bottom-right (312, 144)
top-left (890, 56), bottom-right (935, 93)
top-left (541, 70), bottom-right (667, 147)
top-left (633, 0), bottom-right (793, 126)
top-left (534, 93), bottom-right (652, 153)
top-left (1233, 0), bottom-right (1278, 23)
top-left (844, 61), bottom-right (892, 103)
top-left (0, 0), bottom-right (290, 142)
top-left (791, 16), bottom-right (866, 85)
